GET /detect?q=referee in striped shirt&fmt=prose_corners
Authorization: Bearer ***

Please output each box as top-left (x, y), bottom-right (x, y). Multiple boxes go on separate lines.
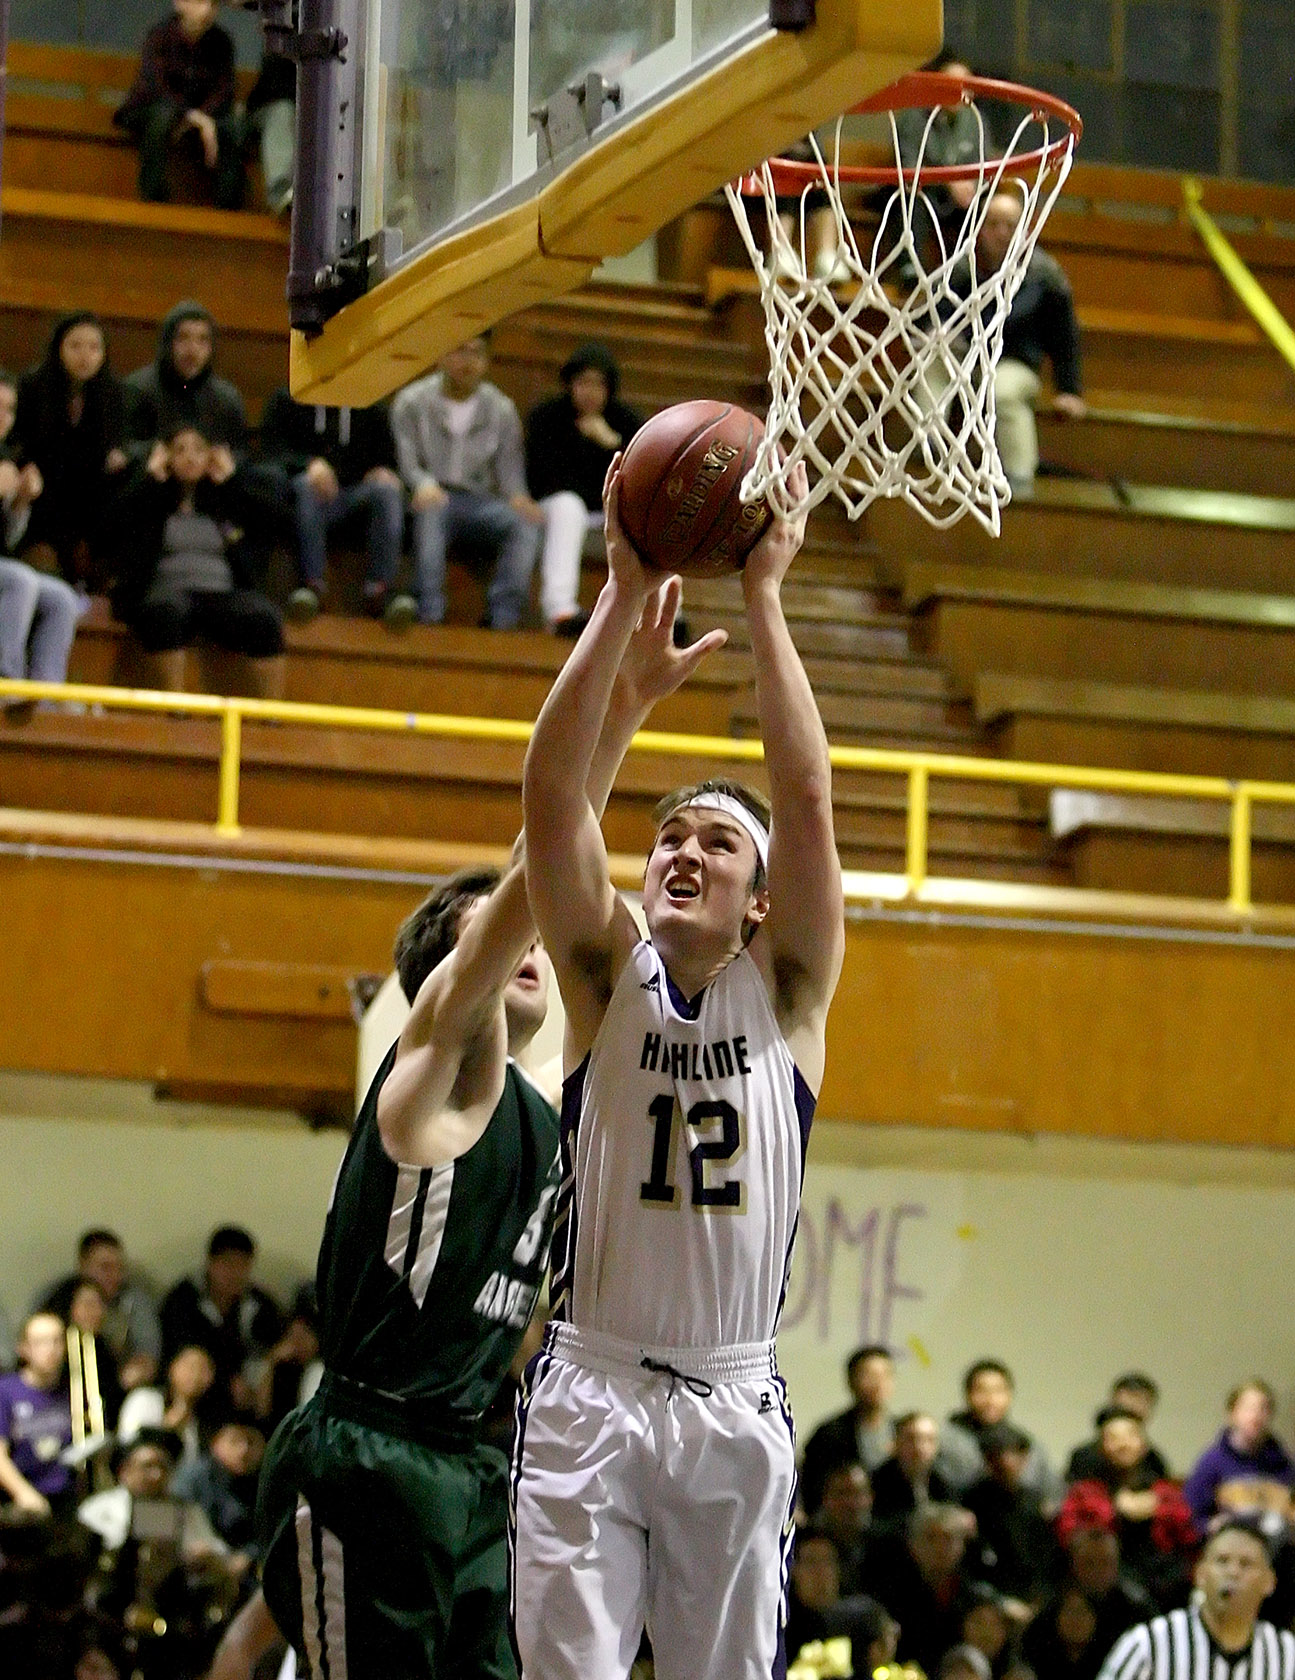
top-left (1099, 1518), bottom-right (1295, 1680)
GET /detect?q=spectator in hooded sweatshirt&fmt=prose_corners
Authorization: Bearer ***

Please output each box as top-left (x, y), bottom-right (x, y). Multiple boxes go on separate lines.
top-left (524, 342), bottom-right (643, 635)
top-left (123, 301), bottom-right (248, 460)
top-left (12, 313), bottom-right (128, 589)
top-left (113, 0), bottom-right (243, 209)
top-left (1183, 1380), bottom-right (1295, 1534)
top-left (258, 387), bottom-right (406, 625)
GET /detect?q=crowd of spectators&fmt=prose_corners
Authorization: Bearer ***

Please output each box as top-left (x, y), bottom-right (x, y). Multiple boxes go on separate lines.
top-left (0, 301), bottom-right (644, 699)
top-left (0, 1226), bottom-right (319, 1677)
top-left (3, 1239), bottom-right (1293, 1680)
top-left (787, 1347), bottom-right (1295, 1679)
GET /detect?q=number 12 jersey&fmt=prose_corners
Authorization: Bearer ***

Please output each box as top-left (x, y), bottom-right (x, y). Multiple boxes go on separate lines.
top-left (549, 940), bottom-right (815, 1350)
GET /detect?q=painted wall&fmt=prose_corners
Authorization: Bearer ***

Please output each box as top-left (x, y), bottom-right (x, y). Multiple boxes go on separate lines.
top-left (3, 1069), bottom-right (1293, 1476)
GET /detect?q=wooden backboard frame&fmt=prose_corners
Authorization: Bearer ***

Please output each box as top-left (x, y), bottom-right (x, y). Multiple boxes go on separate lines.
top-left (289, 0), bottom-right (942, 405)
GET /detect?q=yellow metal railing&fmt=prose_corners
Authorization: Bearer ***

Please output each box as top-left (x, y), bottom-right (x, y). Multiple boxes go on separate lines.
top-left (5, 675), bottom-right (1295, 916)
top-left (1183, 178), bottom-right (1295, 377)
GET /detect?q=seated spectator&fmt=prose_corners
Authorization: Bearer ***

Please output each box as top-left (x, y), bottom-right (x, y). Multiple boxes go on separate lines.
top-left (171, 1418), bottom-right (265, 1557)
top-left (1058, 1410), bottom-right (1195, 1606)
top-left (894, 49), bottom-right (983, 276)
top-left (124, 302), bottom-right (248, 461)
top-left (1183, 1379), bottom-right (1295, 1534)
top-left (785, 1526), bottom-right (898, 1676)
top-left (946, 193), bottom-right (1086, 497)
top-left (37, 1229), bottom-right (163, 1393)
top-left (258, 386), bottom-right (407, 626)
top-left (245, 47), bottom-right (296, 215)
top-left (524, 343), bottom-right (643, 635)
top-left (941, 1359), bottom-right (1061, 1505)
top-left (1067, 1376), bottom-right (1170, 1483)
top-left (813, 1461), bottom-right (875, 1595)
top-left (0, 1519), bottom-right (105, 1676)
top-left (872, 1409), bottom-right (957, 1526)
top-left (870, 1503), bottom-right (986, 1676)
top-left (12, 314), bottom-right (128, 589)
top-left (1021, 1584), bottom-right (1108, 1680)
top-left (0, 369), bottom-right (82, 695)
top-left (0, 1312), bottom-right (74, 1518)
top-left (76, 1426), bottom-right (226, 1560)
top-left (800, 1343), bottom-right (897, 1515)
top-left (117, 1344), bottom-right (220, 1466)
top-left (64, 1283), bottom-right (124, 1434)
top-left (1059, 1525), bottom-right (1153, 1658)
top-left (109, 426), bottom-right (286, 697)
top-left (159, 1228), bottom-right (281, 1417)
top-left (963, 1421), bottom-right (1059, 1605)
top-left (960, 1584), bottom-right (1030, 1680)
top-left (113, 0), bottom-right (243, 209)
top-left (254, 1287), bottom-right (321, 1433)
top-left (391, 334), bottom-right (544, 628)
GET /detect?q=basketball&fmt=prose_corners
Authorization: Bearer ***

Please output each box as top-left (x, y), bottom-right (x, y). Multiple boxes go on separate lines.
top-left (616, 400), bottom-right (773, 577)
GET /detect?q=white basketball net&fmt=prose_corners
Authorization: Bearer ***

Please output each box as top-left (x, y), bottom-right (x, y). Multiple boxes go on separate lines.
top-left (726, 96), bottom-right (1076, 535)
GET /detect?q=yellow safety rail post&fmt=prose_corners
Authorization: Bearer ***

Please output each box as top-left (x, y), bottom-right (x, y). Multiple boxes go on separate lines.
top-left (217, 705), bottom-right (242, 835)
top-left (905, 765), bottom-right (929, 894)
top-left (1229, 785), bottom-right (1253, 913)
top-left (7, 676), bottom-right (1295, 918)
top-left (1183, 178), bottom-right (1295, 376)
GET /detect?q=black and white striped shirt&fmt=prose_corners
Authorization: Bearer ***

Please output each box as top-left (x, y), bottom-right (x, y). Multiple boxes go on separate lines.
top-left (1099, 1606), bottom-right (1295, 1680)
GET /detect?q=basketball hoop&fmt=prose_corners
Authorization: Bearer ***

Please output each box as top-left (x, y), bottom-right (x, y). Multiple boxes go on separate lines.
top-left (725, 72), bottom-right (1082, 535)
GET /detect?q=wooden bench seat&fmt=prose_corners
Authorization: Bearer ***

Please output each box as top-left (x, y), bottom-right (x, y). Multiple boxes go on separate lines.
top-left (868, 481), bottom-right (1295, 595)
top-left (974, 671), bottom-right (1295, 781)
top-left (1050, 788), bottom-right (1295, 903)
top-left (1035, 407), bottom-right (1295, 496)
top-left (902, 562), bottom-right (1295, 702)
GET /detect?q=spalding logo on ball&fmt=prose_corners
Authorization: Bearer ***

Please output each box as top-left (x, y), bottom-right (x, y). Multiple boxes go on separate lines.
top-left (617, 400), bottom-right (772, 578)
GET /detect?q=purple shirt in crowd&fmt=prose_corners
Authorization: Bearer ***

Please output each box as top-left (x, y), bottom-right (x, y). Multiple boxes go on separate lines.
top-left (0, 1371), bottom-right (73, 1499)
top-left (1182, 1428), bottom-right (1295, 1528)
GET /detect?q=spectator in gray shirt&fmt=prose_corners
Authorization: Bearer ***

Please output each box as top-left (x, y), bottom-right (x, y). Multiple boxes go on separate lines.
top-left (38, 1229), bottom-right (163, 1391)
top-left (390, 334), bottom-right (544, 629)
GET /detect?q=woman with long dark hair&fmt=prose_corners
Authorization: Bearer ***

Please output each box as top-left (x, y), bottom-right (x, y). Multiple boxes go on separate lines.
top-left (13, 313), bottom-right (128, 587)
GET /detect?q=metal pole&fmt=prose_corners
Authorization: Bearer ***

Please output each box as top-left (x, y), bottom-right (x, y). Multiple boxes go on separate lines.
top-left (906, 765), bottom-right (929, 895)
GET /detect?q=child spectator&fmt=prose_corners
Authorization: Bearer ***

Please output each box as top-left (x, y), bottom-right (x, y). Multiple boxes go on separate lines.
top-left (171, 1419), bottom-right (265, 1557)
top-left (258, 386), bottom-right (406, 625)
top-left (942, 1359), bottom-right (1061, 1504)
top-left (37, 1229), bottom-right (163, 1394)
top-left (0, 1312), bottom-right (74, 1518)
top-left (65, 1283), bottom-right (124, 1434)
top-left (117, 1344), bottom-right (220, 1466)
top-left (391, 334), bottom-right (543, 628)
top-left (524, 342), bottom-right (642, 635)
top-left (77, 1427), bottom-right (226, 1560)
top-left (109, 427), bottom-right (286, 697)
top-left (1067, 1377), bottom-right (1170, 1483)
top-left (114, 0), bottom-right (243, 209)
top-left (245, 47), bottom-right (296, 215)
top-left (12, 314), bottom-right (128, 589)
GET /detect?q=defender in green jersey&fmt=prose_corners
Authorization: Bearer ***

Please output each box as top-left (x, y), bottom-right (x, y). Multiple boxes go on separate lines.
top-left (205, 575), bottom-right (727, 1680)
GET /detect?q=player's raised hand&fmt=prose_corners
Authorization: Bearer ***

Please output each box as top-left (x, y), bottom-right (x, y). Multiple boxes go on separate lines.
top-left (615, 575), bottom-right (727, 718)
top-left (603, 453), bottom-right (655, 599)
top-left (740, 459), bottom-right (809, 595)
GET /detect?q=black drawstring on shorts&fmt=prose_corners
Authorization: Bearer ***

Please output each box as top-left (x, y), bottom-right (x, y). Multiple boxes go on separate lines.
top-left (640, 1356), bottom-right (714, 1399)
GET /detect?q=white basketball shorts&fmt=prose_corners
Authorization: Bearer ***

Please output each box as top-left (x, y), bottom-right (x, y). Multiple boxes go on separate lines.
top-left (508, 1321), bottom-right (797, 1680)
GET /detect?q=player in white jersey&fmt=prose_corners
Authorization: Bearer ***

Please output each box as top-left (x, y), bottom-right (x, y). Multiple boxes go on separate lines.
top-left (515, 457), bottom-right (844, 1680)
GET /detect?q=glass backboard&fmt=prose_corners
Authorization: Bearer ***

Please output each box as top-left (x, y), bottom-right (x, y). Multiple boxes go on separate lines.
top-left (274, 0), bottom-right (943, 404)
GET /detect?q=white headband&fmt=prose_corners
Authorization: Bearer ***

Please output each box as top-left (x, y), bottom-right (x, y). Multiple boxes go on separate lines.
top-left (675, 793), bottom-right (770, 869)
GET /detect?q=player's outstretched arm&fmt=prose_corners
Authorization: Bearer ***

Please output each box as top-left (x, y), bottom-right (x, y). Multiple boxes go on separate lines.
top-left (382, 565), bottom-right (725, 1160)
top-left (742, 462), bottom-right (844, 1092)
top-left (524, 461), bottom-right (725, 1059)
